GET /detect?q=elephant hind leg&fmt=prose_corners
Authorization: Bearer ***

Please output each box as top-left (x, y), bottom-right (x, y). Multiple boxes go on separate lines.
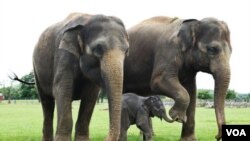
top-left (39, 93), bottom-right (55, 141)
top-left (119, 129), bottom-right (128, 141)
top-left (34, 68), bottom-right (55, 141)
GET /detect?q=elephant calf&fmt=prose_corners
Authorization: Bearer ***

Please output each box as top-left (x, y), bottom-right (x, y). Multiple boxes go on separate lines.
top-left (119, 93), bottom-right (173, 141)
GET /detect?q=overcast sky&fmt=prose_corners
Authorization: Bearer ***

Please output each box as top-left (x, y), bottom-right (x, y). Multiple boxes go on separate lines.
top-left (0, 0), bottom-right (249, 93)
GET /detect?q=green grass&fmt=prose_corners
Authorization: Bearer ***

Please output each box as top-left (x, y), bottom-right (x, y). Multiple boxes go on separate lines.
top-left (0, 101), bottom-right (250, 141)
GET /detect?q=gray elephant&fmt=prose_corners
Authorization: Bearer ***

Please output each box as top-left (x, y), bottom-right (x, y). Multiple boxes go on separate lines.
top-left (123, 16), bottom-right (231, 141)
top-left (33, 13), bottom-right (129, 141)
top-left (119, 93), bottom-right (173, 141)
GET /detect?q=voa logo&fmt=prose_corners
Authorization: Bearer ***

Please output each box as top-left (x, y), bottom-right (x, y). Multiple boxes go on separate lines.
top-left (226, 129), bottom-right (246, 136)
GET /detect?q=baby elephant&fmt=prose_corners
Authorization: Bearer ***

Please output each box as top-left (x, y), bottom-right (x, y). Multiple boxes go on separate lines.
top-left (119, 93), bottom-right (173, 141)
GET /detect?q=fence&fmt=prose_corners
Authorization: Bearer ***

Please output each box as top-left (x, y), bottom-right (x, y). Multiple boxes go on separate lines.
top-left (1, 99), bottom-right (250, 108)
top-left (163, 99), bottom-right (250, 108)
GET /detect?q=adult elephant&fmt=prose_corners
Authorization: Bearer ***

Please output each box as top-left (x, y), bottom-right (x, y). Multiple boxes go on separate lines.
top-left (123, 16), bottom-right (231, 141)
top-left (33, 13), bottom-right (129, 141)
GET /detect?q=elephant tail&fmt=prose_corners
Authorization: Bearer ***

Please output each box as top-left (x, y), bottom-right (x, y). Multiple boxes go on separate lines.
top-left (8, 72), bottom-right (36, 85)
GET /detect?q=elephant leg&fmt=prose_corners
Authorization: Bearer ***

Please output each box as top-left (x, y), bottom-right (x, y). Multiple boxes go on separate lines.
top-left (181, 77), bottom-right (197, 141)
top-left (140, 128), bottom-right (152, 141)
top-left (119, 128), bottom-right (128, 141)
top-left (40, 93), bottom-right (55, 141)
top-left (148, 118), bottom-right (155, 136)
top-left (151, 75), bottom-right (190, 123)
top-left (75, 83), bottom-right (100, 141)
top-left (53, 74), bottom-right (74, 141)
top-left (136, 117), bottom-right (153, 141)
top-left (119, 110), bottom-right (130, 141)
top-left (54, 96), bottom-right (73, 141)
top-left (141, 118), bottom-right (154, 136)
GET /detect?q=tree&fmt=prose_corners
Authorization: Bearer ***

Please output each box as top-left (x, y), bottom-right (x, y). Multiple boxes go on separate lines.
top-left (198, 89), bottom-right (213, 100)
top-left (226, 89), bottom-right (237, 100)
top-left (0, 85), bottom-right (19, 103)
top-left (247, 93), bottom-right (250, 102)
top-left (17, 72), bottom-right (38, 99)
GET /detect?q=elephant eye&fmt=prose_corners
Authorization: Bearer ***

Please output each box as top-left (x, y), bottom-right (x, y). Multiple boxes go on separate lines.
top-left (125, 48), bottom-right (129, 56)
top-left (207, 46), bottom-right (220, 56)
top-left (92, 44), bottom-right (104, 58)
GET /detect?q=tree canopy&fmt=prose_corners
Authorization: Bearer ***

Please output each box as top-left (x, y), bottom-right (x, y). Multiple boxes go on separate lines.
top-left (0, 72), bottom-right (37, 100)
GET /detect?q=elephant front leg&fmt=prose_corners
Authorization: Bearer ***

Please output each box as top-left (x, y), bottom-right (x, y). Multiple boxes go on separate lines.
top-left (53, 77), bottom-right (74, 141)
top-left (54, 95), bottom-right (73, 141)
top-left (148, 118), bottom-right (155, 136)
top-left (140, 118), bottom-right (154, 136)
top-left (136, 116), bottom-right (153, 141)
top-left (75, 84), bottom-right (100, 141)
top-left (151, 75), bottom-right (190, 123)
top-left (119, 110), bottom-right (130, 141)
top-left (181, 77), bottom-right (197, 141)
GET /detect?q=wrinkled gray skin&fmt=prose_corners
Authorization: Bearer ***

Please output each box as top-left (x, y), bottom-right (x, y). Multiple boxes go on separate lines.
top-left (119, 93), bottom-right (172, 141)
top-left (123, 17), bottom-right (231, 141)
top-left (33, 13), bottom-right (129, 141)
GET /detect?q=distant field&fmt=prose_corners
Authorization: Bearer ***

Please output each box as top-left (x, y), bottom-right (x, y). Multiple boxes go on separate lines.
top-left (0, 100), bottom-right (250, 141)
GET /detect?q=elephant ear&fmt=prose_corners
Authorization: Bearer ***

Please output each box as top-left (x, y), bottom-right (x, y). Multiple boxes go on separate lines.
top-left (58, 14), bottom-right (91, 57)
top-left (143, 97), bottom-right (152, 111)
top-left (108, 16), bottom-right (126, 28)
top-left (143, 96), bottom-right (162, 117)
top-left (62, 13), bottom-right (90, 34)
top-left (177, 19), bottom-right (200, 51)
top-left (143, 96), bottom-right (158, 110)
top-left (220, 21), bottom-right (232, 51)
top-left (109, 16), bottom-right (129, 53)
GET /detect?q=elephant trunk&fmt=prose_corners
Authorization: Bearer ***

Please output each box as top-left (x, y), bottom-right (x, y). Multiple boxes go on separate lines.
top-left (101, 48), bottom-right (125, 141)
top-left (162, 111), bottom-right (175, 123)
top-left (213, 67), bottom-right (231, 140)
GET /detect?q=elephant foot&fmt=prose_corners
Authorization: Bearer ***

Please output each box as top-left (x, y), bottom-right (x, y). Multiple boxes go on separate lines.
top-left (75, 135), bottom-right (90, 141)
top-left (140, 131), bottom-right (155, 136)
top-left (180, 135), bottom-right (197, 141)
top-left (105, 135), bottom-right (119, 141)
top-left (169, 105), bottom-right (187, 123)
top-left (42, 137), bottom-right (53, 141)
top-left (143, 138), bottom-right (153, 141)
top-left (215, 132), bottom-right (222, 141)
top-left (54, 134), bottom-right (71, 141)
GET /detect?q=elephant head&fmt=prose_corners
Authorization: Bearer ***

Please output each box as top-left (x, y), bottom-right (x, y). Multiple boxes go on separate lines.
top-left (144, 96), bottom-right (174, 123)
top-left (60, 14), bottom-right (129, 140)
top-left (177, 18), bottom-right (231, 140)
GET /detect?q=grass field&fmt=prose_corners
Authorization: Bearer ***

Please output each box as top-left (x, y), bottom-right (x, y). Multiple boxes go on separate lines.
top-left (0, 100), bottom-right (249, 141)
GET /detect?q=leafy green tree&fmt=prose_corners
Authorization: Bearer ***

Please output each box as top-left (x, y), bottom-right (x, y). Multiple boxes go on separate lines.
top-left (226, 89), bottom-right (237, 100)
top-left (18, 72), bottom-right (38, 99)
top-left (0, 87), bottom-right (11, 100)
top-left (0, 86), bottom-right (19, 103)
top-left (198, 89), bottom-right (213, 100)
top-left (247, 94), bottom-right (250, 102)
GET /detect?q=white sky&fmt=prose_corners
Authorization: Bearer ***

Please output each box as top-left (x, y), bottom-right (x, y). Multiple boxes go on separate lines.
top-left (0, 0), bottom-right (249, 93)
